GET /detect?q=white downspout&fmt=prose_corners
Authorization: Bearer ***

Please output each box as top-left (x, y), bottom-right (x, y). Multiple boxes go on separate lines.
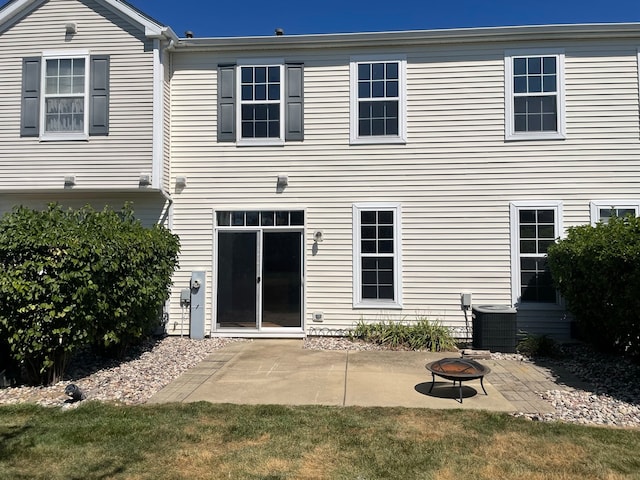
top-left (151, 38), bottom-right (163, 190)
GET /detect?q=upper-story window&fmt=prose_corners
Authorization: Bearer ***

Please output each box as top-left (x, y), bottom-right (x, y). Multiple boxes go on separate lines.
top-left (217, 60), bottom-right (303, 145)
top-left (240, 65), bottom-right (282, 139)
top-left (505, 50), bottom-right (565, 141)
top-left (350, 55), bottom-right (406, 145)
top-left (20, 50), bottom-right (110, 140)
top-left (44, 57), bottom-right (86, 134)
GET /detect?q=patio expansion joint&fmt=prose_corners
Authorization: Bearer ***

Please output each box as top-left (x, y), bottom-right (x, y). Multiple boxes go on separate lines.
top-left (342, 350), bottom-right (350, 406)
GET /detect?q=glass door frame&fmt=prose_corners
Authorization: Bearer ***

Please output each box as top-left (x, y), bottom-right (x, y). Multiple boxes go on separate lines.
top-left (215, 229), bottom-right (261, 330)
top-left (213, 215), bottom-right (305, 336)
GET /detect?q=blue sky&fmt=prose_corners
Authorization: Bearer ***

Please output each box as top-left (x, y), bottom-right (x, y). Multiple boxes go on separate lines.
top-left (125, 0), bottom-right (640, 38)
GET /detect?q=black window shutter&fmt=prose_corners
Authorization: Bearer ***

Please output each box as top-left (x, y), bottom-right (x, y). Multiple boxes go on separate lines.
top-left (218, 65), bottom-right (236, 142)
top-left (89, 55), bottom-right (109, 136)
top-left (285, 64), bottom-right (304, 141)
top-left (20, 57), bottom-right (41, 137)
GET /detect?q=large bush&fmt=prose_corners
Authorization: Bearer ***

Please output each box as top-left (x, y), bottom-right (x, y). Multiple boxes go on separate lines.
top-left (547, 215), bottom-right (640, 357)
top-left (0, 204), bottom-right (180, 385)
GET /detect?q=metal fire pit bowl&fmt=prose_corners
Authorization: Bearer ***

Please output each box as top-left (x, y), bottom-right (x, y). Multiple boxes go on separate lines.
top-left (425, 357), bottom-right (491, 403)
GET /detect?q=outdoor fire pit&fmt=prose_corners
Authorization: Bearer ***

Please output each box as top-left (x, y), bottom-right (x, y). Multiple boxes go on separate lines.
top-left (425, 357), bottom-right (490, 403)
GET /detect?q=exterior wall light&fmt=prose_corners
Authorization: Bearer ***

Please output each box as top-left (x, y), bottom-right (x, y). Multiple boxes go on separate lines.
top-left (64, 175), bottom-right (76, 187)
top-left (277, 174), bottom-right (288, 189)
top-left (175, 176), bottom-right (187, 188)
top-left (139, 173), bottom-right (152, 187)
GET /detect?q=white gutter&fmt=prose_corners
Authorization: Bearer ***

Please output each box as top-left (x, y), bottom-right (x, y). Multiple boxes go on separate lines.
top-left (173, 22), bottom-right (640, 51)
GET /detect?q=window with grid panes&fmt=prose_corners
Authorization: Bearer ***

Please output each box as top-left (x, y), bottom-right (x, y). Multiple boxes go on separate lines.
top-left (518, 209), bottom-right (557, 303)
top-left (353, 204), bottom-right (402, 307)
top-left (357, 62), bottom-right (399, 137)
top-left (216, 210), bottom-right (304, 227)
top-left (240, 65), bottom-right (283, 139)
top-left (350, 56), bottom-right (406, 144)
top-left (44, 57), bottom-right (86, 133)
top-left (598, 207), bottom-right (637, 223)
top-left (360, 209), bottom-right (395, 300)
top-left (513, 56), bottom-right (558, 133)
top-left (589, 201), bottom-right (640, 225)
top-left (505, 50), bottom-right (564, 140)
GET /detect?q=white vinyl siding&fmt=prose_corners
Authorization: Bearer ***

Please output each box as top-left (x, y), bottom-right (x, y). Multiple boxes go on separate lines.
top-left (0, 191), bottom-right (168, 228)
top-left (168, 37), bottom-right (640, 340)
top-left (0, 0), bottom-right (156, 190)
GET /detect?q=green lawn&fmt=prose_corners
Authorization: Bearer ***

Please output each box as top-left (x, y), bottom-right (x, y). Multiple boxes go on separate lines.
top-left (1, 402), bottom-right (639, 479)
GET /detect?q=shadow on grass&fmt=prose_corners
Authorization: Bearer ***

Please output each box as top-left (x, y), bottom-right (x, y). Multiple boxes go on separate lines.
top-left (0, 424), bottom-right (32, 461)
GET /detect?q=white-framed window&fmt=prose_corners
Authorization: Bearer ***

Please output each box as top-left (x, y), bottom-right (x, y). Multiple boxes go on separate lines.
top-left (218, 61), bottom-right (303, 144)
top-left (510, 201), bottom-right (562, 306)
top-left (238, 61), bottom-right (284, 143)
top-left (590, 200), bottom-right (640, 225)
top-left (42, 52), bottom-right (88, 138)
top-left (349, 55), bottom-right (406, 145)
top-left (353, 203), bottom-right (402, 308)
top-left (20, 50), bottom-right (109, 139)
top-left (505, 49), bottom-right (566, 141)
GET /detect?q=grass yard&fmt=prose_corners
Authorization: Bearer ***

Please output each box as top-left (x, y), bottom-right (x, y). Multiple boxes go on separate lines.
top-left (1, 402), bottom-right (639, 479)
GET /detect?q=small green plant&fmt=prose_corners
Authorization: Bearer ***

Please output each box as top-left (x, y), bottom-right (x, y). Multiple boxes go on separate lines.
top-left (349, 315), bottom-right (457, 352)
top-left (409, 316), bottom-right (458, 352)
top-left (516, 332), bottom-right (560, 358)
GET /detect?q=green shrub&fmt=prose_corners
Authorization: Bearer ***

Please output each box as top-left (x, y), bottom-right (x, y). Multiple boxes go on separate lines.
top-left (79, 206), bottom-right (180, 357)
top-left (547, 215), bottom-right (640, 357)
top-left (0, 204), bottom-right (180, 385)
top-left (349, 316), bottom-right (457, 352)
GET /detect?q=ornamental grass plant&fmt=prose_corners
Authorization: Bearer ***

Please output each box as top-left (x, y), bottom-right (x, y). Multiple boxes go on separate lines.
top-left (348, 316), bottom-right (458, 352)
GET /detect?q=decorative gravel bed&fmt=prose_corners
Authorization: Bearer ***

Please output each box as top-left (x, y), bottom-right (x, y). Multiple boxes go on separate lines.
top-left (0, 337), bottom-right (240, 407)
top-left (1, 336), bottom-right (639, 428)
top-left (514, 343), bottom-right (640, 428)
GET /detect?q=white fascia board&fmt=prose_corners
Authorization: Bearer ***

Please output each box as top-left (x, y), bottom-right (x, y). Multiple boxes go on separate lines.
top-left (0, 0), bottom-right (38, 22)
top-left (175, 22), bottom-right (640, 51)
top-left (99, 0), bottom-right (178, 40)
top-left (0, 0), bottom-right (39, 32)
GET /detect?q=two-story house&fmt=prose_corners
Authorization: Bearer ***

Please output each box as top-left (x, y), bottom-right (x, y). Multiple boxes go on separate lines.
top-left (3, 0), bottom-right (640, 343)
top-left (166, 25), bottom-right (640, 341)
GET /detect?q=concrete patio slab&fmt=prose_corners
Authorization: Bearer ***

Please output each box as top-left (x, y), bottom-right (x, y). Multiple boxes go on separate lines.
top-left (149, 339), bottom-right (546, 413)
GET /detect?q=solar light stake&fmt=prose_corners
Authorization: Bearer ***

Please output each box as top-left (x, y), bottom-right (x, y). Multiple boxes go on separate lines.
top-left (64, 384), bottom-right (86, 402)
